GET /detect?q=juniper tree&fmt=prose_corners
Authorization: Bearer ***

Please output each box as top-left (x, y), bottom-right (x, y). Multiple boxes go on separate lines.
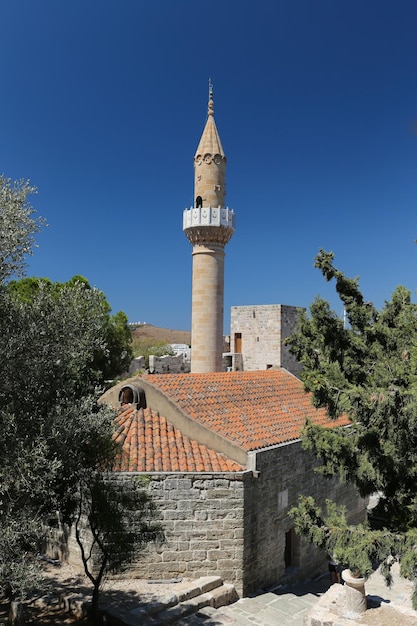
top-left (288, 249), bottom-right (417, 605)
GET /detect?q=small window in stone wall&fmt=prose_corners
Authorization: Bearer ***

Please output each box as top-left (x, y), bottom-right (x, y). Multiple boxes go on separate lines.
top-left (278, 489), bottom-right (288, 511)
top-left (196, 195), bottom-right (202, 208)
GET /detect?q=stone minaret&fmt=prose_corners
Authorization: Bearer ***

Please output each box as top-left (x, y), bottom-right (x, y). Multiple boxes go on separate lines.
top-left (183, 82), bottom-right (235, 373)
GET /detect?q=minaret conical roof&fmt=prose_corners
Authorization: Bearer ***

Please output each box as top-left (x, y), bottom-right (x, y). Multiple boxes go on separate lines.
top-left (194, 83), bottom-right (225, 158)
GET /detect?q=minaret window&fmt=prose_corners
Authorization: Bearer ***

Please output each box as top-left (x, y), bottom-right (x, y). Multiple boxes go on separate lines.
top-left (196, 196), bottom-right (203, 208)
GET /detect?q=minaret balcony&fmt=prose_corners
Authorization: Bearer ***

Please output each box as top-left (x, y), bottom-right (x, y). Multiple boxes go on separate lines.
top-left (183, 206), bottom-right (235, 230)
top-left (183, 206), bottom-right (235, 246)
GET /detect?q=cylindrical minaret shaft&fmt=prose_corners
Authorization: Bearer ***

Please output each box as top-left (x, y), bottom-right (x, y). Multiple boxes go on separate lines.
top-left (191, 242), bottom-right (225, 371)
top-left (183, 83), bottom-right (235, 373)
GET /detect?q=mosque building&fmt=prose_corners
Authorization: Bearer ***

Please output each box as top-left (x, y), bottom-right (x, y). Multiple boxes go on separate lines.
top-left (66, 87), bottom-right (367, 603)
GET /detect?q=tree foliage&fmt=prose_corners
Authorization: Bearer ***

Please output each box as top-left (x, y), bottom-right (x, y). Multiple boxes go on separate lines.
top-left (288, 249), bottom-right (417, 605)
top-left (8, 275), bottom-right (133, 385)
top-left (0, 278), bottom-right (120, 595)
top-left (0, 176), bottom-right (44, 284)
top-left (95, 309), bottom-right (133, 382)
top-left (0, 176), bottom-right (156, 607)
top-left (0, 278), bottom-right (119, 598)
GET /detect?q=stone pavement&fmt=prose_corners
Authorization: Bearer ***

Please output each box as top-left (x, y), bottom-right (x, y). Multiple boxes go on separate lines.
top-left (176, 563), bottom-right (415, 625)
top-left (177, 574), bottom-right (329, 625)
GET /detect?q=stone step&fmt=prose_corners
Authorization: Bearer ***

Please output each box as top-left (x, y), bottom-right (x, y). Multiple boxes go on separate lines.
top-left (125, 578), bottom-right (238, 625)
top-left (57, 577), bottom-right (237, 625)
top-left (174, 575), bottom-right (224, 601)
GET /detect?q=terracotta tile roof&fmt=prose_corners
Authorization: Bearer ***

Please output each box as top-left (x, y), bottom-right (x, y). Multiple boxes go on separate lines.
top-left (140, 370), bottom-right (348, 451)
top-left (113, 404), bottom-right (244, 473)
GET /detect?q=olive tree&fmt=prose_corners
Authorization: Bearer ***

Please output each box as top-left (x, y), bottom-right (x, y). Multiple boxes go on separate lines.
top-left (0, 176), bottom-right (44, 284)
top-left (75, 474), bottom-right (162, 622)
top-left (0, 176), bottom-right (158, 609)
top-left (8, 275), bottom-right (133, 385)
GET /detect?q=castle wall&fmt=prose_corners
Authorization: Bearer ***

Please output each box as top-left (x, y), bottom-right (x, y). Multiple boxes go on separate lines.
top-left (230, 304), bottom-right (302, 375)
top-left (128, 356), bottom-right (146, 375)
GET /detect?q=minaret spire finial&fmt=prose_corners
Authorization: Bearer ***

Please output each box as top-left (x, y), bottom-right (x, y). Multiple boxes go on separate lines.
top-left (208, 78), bottom-right (214, 116)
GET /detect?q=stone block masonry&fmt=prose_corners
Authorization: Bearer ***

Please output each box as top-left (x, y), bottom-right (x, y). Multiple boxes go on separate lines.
top-left (230, 304), bottom-right (303, 374)
top-left (104, 472), bottom-right (251, 596)
top-left (57, 447), bottom-right (366, 598)
top-left (242, 441), bottom-right (367, 594)
top-left (149, 353), bottom-right (190, 374)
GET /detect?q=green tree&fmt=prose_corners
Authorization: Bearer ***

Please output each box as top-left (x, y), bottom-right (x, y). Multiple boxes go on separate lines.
top-left (95, 309), bottom-right (133, 382)
top-left (0, 282), bottom-right (118, 598)
top-left (8, 275), bottom-right (133, 385)
top-left (0, 176), bottom-right (157, 613)
top-left (0, 176), bottom-right (44, 284)
top-left (7, 276), bottom-right (53, 302)
top-left (287, 249), bottom-right (417, 605)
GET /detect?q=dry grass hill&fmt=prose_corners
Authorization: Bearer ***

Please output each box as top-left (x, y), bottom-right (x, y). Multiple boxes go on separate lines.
top-left (131, 324), bottom-right (191, 346)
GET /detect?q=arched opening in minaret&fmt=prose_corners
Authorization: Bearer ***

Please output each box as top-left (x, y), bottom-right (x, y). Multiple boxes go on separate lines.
top-left (195, 195), bottom-right (203, 208)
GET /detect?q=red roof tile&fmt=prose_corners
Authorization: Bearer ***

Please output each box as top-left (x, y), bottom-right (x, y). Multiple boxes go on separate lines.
top-left (113, 405), bottom-right (244, 473)
top-left (140, 370), bottom-right (348, 451)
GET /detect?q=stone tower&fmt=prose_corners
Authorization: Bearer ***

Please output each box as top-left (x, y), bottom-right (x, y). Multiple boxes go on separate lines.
top-left (183, 83), bottom-right (235, 373)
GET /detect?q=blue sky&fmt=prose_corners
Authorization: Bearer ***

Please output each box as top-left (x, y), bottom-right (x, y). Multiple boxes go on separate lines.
top-left (1, 0), bottom-right (416, 331)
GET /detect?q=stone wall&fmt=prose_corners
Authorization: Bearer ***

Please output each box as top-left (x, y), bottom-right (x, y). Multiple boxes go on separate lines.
top-left (53, 446), bottom-right (366, 598)
top-left (230, 304), bottom-right (303, 375)
top-left (280, 305), bottom-right (303, 375)
top-left (242, 441), bottom-right (367, 594)
top-left (62, 471), bottom-right (251, 596)
top-left (129, 356), bottom-right (146, 375)
top-left (149, 353), bottom-right (190, 374)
